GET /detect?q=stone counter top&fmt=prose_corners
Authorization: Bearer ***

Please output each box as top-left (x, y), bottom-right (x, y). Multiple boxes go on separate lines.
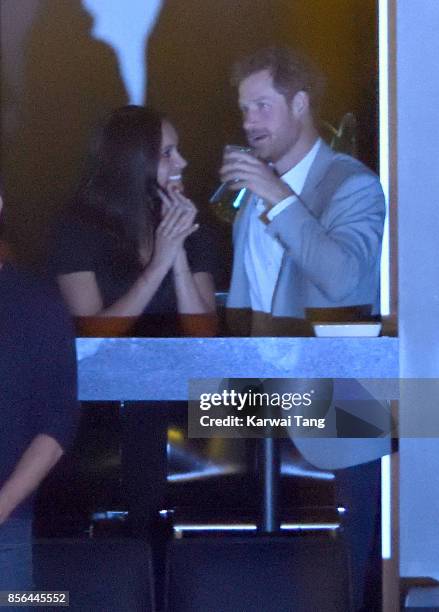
top-left (77, 337), bottom-right (399, 400)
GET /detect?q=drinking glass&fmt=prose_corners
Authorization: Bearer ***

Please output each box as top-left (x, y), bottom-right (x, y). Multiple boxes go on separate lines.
top-left (209, 144), bottom-right (252, 207)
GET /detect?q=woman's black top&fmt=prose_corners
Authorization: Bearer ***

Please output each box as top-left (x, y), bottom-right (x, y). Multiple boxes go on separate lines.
top-left (49, 215), bottom-right (218, 335)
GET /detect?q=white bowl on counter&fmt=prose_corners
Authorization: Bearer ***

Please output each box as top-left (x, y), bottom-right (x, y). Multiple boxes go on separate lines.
top-left (312, 322), bottom-right (382, 338)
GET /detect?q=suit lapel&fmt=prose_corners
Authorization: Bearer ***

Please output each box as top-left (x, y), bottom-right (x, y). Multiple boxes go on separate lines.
top-left (299, 141), bottom-right (336, 216)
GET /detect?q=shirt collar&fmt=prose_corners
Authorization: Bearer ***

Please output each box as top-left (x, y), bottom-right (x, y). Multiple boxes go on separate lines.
top-left (281, 137), bottom-right (322, 194)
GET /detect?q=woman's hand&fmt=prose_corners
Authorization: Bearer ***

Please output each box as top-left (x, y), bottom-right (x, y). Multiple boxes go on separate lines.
top-left (157, 188), bottom-right (216, 321)
top-left (159, 186), bottom-right (197, 219)
top-left (150, 189), bottom-right (199, 272)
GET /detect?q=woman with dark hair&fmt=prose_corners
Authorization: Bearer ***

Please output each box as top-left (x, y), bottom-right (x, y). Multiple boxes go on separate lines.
top-left (50, 105), bottom-right (217, 335)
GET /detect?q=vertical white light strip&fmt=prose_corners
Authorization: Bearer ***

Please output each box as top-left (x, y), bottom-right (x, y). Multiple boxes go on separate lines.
top-left (381, 454), bottom-right (391, 559)
top-left (379, 0), bottom-right (390, 316)
top-left (83, 0), bottom-right (163, 103)
top-left (379, 0), bottom-right (392, 560)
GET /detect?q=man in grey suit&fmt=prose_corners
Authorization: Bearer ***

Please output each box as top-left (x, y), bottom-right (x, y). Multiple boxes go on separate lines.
top-left (221, 47), bottom-right (385, 335)
top-left (221, 47), bottom-right (387, 611)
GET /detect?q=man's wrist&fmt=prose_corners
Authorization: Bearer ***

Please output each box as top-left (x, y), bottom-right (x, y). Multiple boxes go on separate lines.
top-left (264, 182), bottom-right (295, 209)
top-left (263, 193), bottom-right (299, 224)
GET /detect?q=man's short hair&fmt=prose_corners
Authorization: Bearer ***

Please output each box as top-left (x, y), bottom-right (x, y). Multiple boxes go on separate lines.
top-left (231, 46), bottom-right (326, 115)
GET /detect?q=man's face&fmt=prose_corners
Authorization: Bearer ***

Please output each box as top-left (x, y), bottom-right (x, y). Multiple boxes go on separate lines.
top-left (238, 69), bottom-right (301, 168)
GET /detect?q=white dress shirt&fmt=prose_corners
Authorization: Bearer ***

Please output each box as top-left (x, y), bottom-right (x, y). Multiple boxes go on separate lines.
top-left (244, 138), bottom-right (322, 313)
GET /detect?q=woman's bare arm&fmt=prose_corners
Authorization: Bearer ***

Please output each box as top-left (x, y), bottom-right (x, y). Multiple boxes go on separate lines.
top-left (160, 188), bottom-right (216, 314)
top-left (0, 435), bottom-right (64, 525)
top-left (57, 205), bottom-right (198, 317)
top-left (172, 249), bottom-right (216, 313)
top-left (57, 261), bottom-right (172, 317)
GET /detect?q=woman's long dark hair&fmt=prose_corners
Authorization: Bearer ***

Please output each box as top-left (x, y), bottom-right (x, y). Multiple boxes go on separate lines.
top-left (74, 105), bottom-right (163, 268)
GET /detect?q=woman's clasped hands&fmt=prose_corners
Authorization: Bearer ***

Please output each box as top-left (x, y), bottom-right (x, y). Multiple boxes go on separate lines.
top-left (151, 187), bottom-right (200, 272)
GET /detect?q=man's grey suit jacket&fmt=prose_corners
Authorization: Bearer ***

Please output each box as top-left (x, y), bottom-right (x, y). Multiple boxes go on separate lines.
top-left (227, 141), bottom-right (385, 318)
top-left (226, 141), bottom-right (388, 469)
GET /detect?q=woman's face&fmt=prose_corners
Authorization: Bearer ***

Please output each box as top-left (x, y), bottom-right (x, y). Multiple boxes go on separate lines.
top-left (157, 120), bottom-right (187, 191)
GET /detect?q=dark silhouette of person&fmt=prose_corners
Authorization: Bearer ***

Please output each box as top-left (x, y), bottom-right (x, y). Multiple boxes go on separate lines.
top-left (3, 0), bottom-right (128, 267)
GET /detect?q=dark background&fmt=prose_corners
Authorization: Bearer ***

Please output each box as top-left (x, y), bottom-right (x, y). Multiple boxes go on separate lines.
top-left (0, 0), bottom-right (378, 273)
